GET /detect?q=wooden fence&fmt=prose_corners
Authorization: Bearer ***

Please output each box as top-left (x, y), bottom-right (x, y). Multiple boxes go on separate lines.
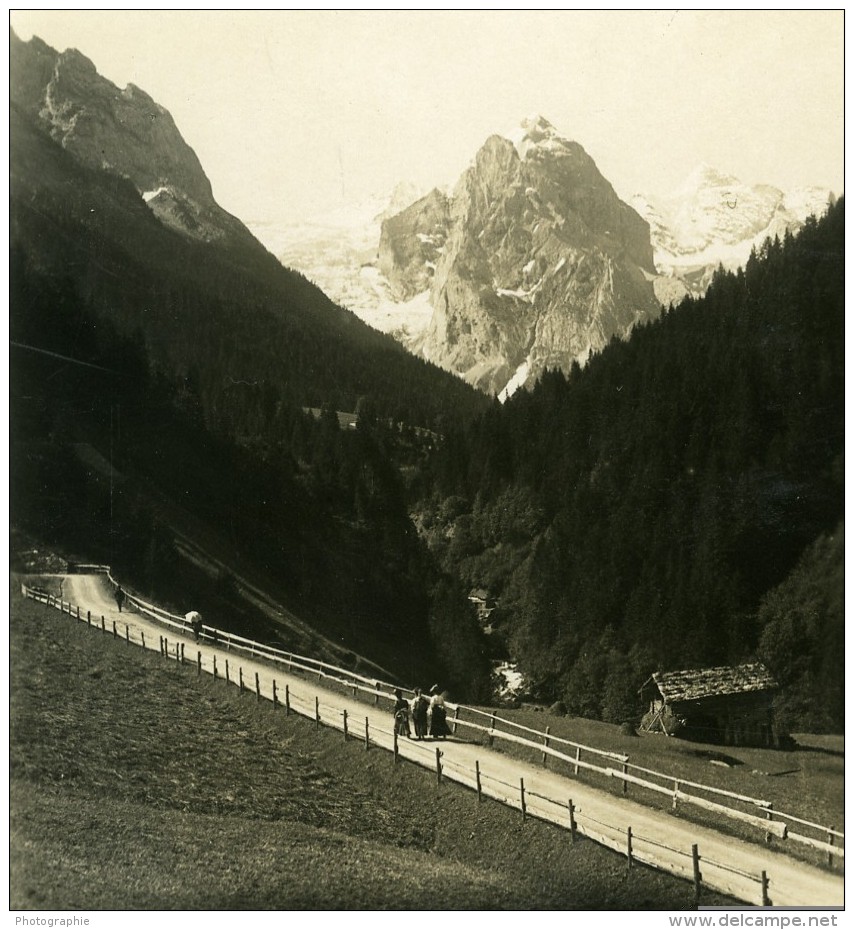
top-left (20, 579), bottom-right (844, 895)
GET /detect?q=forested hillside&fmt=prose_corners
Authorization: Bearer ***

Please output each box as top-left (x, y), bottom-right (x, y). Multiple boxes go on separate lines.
top-left (10, 103), bottom-right (491, 698)
top-left (417, 199), bottom-right (844, 729)
top-left (10, 106), bottom-right (487, 431)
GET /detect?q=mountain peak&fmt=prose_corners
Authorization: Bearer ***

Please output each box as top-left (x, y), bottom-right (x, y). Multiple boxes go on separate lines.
top-left (680, 163), bottom-right (740, 193)
top-left (503, 114), bottom-right (568, 160)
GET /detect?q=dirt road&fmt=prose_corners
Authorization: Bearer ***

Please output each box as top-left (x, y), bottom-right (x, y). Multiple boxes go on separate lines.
top-left (61, 574), bottom-right (844, 908)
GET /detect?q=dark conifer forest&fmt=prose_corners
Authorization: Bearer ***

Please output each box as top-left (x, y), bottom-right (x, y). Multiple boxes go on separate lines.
top-left (9, 87), bottom-right (844, 729)
top-left (415, 200), bottom-right (844, 730)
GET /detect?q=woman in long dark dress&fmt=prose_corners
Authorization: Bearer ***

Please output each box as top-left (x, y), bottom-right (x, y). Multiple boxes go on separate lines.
top-left (428, 685), bottom-right (449, 738)
top-left (411, 687), bottom-right (429, 739)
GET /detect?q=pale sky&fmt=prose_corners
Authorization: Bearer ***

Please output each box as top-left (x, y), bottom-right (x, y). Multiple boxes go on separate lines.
top-left (8, 10), bottom-right (845, 226)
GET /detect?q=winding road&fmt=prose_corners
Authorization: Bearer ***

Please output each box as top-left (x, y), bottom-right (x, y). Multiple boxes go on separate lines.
top-left (55, 573), bottom-right (844, 908)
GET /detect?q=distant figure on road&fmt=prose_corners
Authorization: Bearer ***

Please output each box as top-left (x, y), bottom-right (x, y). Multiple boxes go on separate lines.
top-left (411, 687), bottom-right (429, 740)
top-left (393, 688), bottom-right (411, 738)
top-left (428, 685), bottom-right (449, 739)
top-left (114, 585), bottom-right (125, 613)
top-left (186, 611), bottom-right (204, 642)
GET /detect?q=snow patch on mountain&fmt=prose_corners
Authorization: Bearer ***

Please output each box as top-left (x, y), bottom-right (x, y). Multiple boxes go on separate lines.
top-left (497, 360), bottom-right (531, 403)
top-left (504, 114), bottom-right (570, 161)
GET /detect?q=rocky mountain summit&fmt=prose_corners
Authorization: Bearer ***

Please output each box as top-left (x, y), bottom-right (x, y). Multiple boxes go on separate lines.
top-left (379, 116), bottom-right (663, 397)
top-left (10, 29), bottom-right (256, 249)
top-left (632, 165), bottom-right (832, 296)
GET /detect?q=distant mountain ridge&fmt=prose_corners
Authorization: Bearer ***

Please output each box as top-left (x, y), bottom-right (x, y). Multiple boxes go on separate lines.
top-left (631, 165), bottom-right (832, 296)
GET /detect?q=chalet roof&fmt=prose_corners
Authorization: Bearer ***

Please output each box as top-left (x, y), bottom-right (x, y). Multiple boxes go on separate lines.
top-left (645, 663), bottom-right (778, 703)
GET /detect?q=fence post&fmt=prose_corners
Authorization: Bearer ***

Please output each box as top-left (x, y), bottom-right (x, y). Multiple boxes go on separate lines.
top-left (213, 656), bottom-right (218, 679)
top-left (765, 804), bottom-right (774, 845)
top-left (272, 680), bottom-right (278, 709)
top-left (452, 706), bottom-right (460, 735)
top-left (141, 631), bottom-right (145, 649)
top-left (225, 660), bottom-right (230, 684)
top-left (542, 726), bottom-right (551, 767)
top-left (76, 606), bottom-right (80, 621)
top-left (673, 779), bottom-right (679, 810)
top-left (627, 826), bottom-right (633, 870)
top-left (343, 708), bottom-right (348, 741)
top-left (255, 672), bottom-right (261, 702)
top-left (374, 682), bottom-right (380, 706)
top-left (163, 635), bottom-right (168, 654)
top-left (125, 624), bottom-right (130, 645)
top-left (315, 696), bottom-right (320, 729)
top-left (692, 844), bottom-right (702, 906)
top-left (159, 635), bottom-right (164, 655)
top-left (176, 642), bottom-right (180, 664)
top-left (180, 643), bottom-right (184, 664)
top-left (101, 616), bottom-right (106, 633)
top-left (393, 728), bottom-right (399, 764)
top-left (285, 684), bottom-right (290, 716)
top-left (520, 778), bottom-right (527, 821)
top-left (827, 826), bottom-right (835, 868)
top-left (574, 746), bottom-right (581, 775)
top-left (365, 716), bottom-right (370, 751)
top-left (622, 761), bottom-right (628, 796)
top-left (87, 610), bottom-right (91, 626)
top-left (761, 871), bottom-right (771, 907)
top-left (197, 651), bottom-right (202, 676)
top-left (436, 748), bottom-right (442, 785)
top-left (568, 799), bottom-right (577, 843)
top-left (239, 667), bottom-right (243, 692)
top-left (488, 711), bottom-right (496, 747)
top-left (475, 760), bottom-right (482, 804)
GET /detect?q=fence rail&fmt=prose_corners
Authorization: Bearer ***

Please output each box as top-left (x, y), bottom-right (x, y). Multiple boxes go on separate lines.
top-left (20, 577), bottom-right (844, 884)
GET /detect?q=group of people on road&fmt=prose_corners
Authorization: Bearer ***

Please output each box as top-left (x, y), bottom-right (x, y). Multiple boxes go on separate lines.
top-left (393, 685), bottom-right (450, 740)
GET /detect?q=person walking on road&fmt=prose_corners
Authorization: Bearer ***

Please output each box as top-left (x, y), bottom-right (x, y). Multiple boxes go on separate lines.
top-left (185, 611), bottom-right (204, 642)
top-left (114, 585), bottom-right (125, 613)
top-left (428, 685), bottom-right (449, 739)
top-left (411, 687), bottom-right (429, 740)
top-left (393, 688), bottom-right (411, 738)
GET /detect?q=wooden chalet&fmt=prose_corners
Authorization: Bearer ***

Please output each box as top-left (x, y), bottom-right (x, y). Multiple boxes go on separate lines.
top-left (639, 663), bottom-right (783, 748)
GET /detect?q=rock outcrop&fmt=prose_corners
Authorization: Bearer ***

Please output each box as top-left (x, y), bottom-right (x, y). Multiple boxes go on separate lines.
top-left (378, 189), bottom-right (449, 300)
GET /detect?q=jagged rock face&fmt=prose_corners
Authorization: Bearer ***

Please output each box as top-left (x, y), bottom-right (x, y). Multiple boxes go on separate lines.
top-left (382, 117), bottom-right (662, 396)
top-left (632, 165), bottom-right (832, 297)
top-left (378, 189), bottom-right (449, 300)
top-left (10, 30), bottom-right (251, 246)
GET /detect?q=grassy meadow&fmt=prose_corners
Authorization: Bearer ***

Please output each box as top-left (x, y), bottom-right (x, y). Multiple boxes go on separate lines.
top-left (10, 584), bottom-right (740, 911)
top-left (456, 705), bottom-right (844, 864)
